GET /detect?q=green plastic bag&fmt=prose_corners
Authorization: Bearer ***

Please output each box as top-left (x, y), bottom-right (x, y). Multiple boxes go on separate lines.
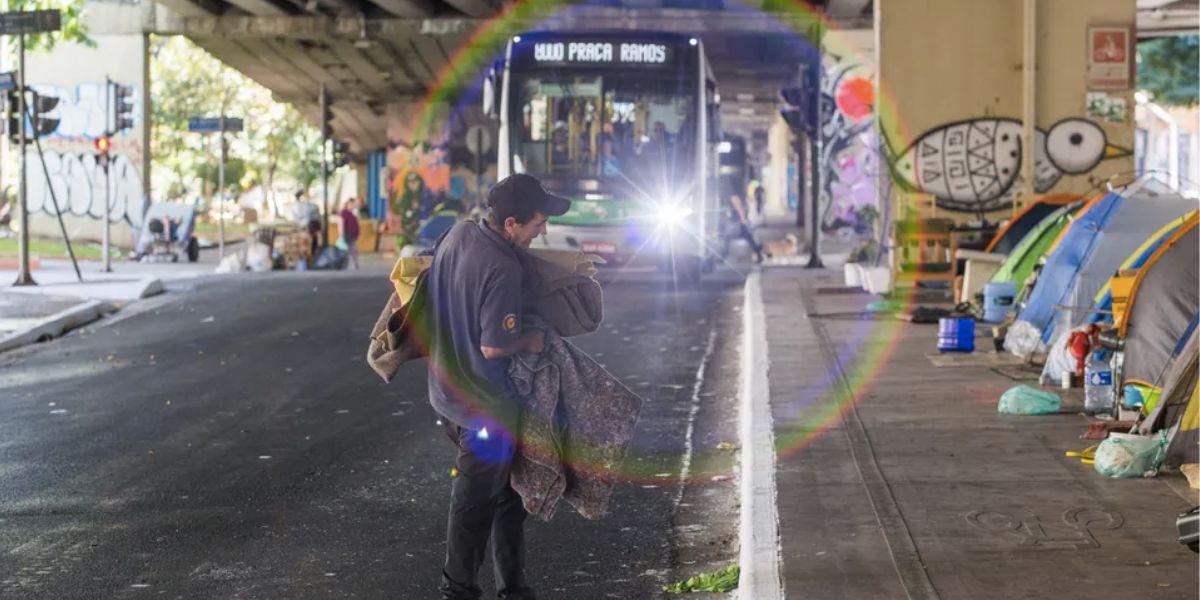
top-left (997, 385), bottom-right (1062, 415)
top-left (1093, 432), bottom-right (1168, 479)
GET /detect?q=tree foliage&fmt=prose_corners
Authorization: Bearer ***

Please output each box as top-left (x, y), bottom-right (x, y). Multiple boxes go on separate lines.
top-left (149, 35), bottom-right (324, 206)
top-left (1137, 35), bottom-right (1200, 107)
top-left (8, 0), bottom-right (92, 51)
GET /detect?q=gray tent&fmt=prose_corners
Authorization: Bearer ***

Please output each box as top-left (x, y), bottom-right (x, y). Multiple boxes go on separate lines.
top-left (1120, 215), bottom-right (1199, 388)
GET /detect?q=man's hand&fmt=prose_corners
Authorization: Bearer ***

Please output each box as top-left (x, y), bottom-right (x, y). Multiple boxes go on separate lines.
top-left (481, 329), bottom-right (545, 359)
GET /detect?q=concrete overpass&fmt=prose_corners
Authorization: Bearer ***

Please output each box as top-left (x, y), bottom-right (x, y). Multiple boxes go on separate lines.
top-left (102, 0), bottom-right (1195, 160)
top-left (126, 1), bottom-right (875, 156)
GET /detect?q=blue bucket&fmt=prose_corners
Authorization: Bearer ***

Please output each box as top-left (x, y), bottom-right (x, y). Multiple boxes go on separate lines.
top-left (982, 282), bottom-right (1017, 323)
top-left (938, 317), bottom-right (976, 353)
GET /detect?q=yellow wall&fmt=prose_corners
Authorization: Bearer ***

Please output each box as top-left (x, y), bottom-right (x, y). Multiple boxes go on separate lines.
top-left (878, 0), bottom-right (1137, 221)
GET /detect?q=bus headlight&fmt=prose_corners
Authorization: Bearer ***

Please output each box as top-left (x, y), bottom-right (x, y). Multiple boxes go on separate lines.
top-left (656, 204), bottom-right (693, 226)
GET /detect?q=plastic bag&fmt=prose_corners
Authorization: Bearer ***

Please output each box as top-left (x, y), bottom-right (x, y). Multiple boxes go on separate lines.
top-left (1093, 432), bottom-right (1168, 479)
top-left (997, 385), bottom-right (1062, 415)
top-left (313, 246), bottom-right (347, 270)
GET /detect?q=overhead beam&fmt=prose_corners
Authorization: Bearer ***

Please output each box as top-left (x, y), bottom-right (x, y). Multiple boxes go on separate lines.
top-left (365, 0), bottom-right (435, 18)
top-left (224, 0), bottom-right (293, 16)
top-left (156, 0), bottom-right (223, 17)
top-left (442, 0), bottom-right (493, 18)
top-left (174, 8), bottom-right (868, 38)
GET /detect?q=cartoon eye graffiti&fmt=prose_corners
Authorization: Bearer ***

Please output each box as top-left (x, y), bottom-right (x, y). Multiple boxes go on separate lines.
top-left (1045, 118), bottom-right (1108, 174)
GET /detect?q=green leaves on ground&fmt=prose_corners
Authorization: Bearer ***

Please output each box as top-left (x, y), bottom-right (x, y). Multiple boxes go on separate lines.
top-left (663, 564), bottom-right (740, 593)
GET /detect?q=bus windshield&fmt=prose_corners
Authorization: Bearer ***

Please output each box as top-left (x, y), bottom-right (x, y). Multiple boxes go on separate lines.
top-left (511, 71), bottom-right (697, 185)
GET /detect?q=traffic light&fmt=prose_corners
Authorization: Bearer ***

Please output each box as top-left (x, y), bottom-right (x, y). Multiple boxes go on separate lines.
top-left (779, 87), bottom-right (817, 136)
top-left (320, 88), bottom-right (333, 139)
top-left (5, 90), bottom-right (18, 143)
top-left (3, 90), bottom-right (58, 142)
top-left (95, 134), bottom-right (111, 168)
top-left (112, 83), bottom-right (135, 132)
top-left (31, 92), bottom-right (60, 137)
top-left (332, 141), bottom-right (350, 169)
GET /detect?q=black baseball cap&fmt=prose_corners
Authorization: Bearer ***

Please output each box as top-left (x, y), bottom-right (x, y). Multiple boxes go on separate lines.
top-left (487, 174), bottom-right (571, 221)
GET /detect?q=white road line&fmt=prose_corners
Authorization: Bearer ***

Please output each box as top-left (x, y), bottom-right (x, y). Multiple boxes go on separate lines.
top-left (738, 271), bottom-right (784, 599)
top-left (674, 324), bottom-right (718, 511)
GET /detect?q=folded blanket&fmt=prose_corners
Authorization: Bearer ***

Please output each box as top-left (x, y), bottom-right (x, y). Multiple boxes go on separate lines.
top-left (522, 249), bottom-right (605, 338)
top-left (509, 329), bottom-right (643, 520)
top-left (366, 249), bottom-right (604, 382)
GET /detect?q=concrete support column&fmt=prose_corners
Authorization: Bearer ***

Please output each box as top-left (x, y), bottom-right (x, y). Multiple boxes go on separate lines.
top-left (355, 161), bottom-right (369, 202)
top-left (765, 113), bottom-right (792, 220)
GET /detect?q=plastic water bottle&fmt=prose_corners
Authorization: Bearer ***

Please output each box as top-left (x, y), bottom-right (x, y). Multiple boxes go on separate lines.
top-left (1084, 355), bottom-right (1115, 417)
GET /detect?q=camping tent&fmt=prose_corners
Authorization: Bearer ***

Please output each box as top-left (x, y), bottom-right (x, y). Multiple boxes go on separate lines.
top-left (988, 201), bottom-right (1083, 297)
top-left (1086, 212), bottom-right (1194, 325)
top-left (1137, 325), bottom-right (1198, 488)
top-left (1005, 187), bottom-right (1197, 356)
top-left (1119, 213), bottom-right (1199, 388)
top-left (1166, 385), bottom-right (1198, 488)
top-left (985, 194), bottom-right (1083, 256)
top-left (1038, 214), bottom-right (1195, 385)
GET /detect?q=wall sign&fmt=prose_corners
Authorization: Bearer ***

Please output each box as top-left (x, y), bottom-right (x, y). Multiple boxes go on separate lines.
top-left (1087, 26), bottom-right (1132, 90)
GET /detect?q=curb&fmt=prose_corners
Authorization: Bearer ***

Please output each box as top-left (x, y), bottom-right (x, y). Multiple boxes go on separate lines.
top-left (737, 271), bottom-right (784, 598)
top-left (0, 300), bottom-right (115, 354)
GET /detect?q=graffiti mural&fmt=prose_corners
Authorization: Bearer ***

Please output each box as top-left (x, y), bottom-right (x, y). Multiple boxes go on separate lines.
top-left (24, 150), bottom-right (146, 228)
top-left (817, 59), bottom-right (879, 238)
top-left (25, 36), bottom-right (148, 244)
top-left (884, 117), bottom-right (1132, 213)
top-left (384, 140), bottom-right (450, 245)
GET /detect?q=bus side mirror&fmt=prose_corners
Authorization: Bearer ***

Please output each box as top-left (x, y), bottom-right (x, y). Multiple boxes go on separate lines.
top-left (482, 60), bottom-right (504, 120)
top-left (483, 76), bottom-right (497, 119)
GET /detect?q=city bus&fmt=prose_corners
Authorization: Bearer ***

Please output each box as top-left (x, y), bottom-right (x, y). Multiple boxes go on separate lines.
top-left (484, 31), bottom-right (722, 282)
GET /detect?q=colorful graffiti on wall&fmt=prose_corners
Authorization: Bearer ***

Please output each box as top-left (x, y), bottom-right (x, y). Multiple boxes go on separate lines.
top-left (385, 140), bottom-right (449, 245)
top-left (818, 60), bottom-right (879, 239)
top-left (383, 126), bottom-right (498, 246)
top-left (23, 82), bottom-right (146, 229)
top-left (884, 117), bottom-right (1132, 213)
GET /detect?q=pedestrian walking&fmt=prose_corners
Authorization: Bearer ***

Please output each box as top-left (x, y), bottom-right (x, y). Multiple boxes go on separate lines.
top-left (425, 173), bottom-right (570, 600)
top-left (339, 198), bottom-right (360, 270)
top-left (724, 188), bottom-right (769, 263)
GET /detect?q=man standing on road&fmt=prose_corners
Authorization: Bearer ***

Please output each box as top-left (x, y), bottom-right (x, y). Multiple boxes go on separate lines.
top-left (425, 173), bottom-right (570, 600)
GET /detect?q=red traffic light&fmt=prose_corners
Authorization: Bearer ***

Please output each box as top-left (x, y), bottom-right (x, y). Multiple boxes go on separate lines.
top-left (94, 135), bottom-right (110, 153)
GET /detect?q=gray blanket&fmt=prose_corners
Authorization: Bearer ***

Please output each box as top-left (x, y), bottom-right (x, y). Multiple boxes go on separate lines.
top-left (509, 329), bottom-right (643, 521)
top-left (365, 249), bottom-right (603, 382)
top-left (522, 249), bottom-right (604, 338)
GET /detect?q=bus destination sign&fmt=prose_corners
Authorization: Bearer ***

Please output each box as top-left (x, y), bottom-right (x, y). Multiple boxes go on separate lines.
top-left (528, 40), bottom-right (674, 67)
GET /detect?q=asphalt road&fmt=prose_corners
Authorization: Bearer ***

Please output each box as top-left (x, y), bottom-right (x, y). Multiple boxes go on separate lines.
top-left (0, 265), bottom-right (745, 599)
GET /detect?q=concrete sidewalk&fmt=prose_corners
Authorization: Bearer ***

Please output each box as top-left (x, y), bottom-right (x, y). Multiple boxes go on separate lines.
top-left (758, 267), bottom-right (1197, 599)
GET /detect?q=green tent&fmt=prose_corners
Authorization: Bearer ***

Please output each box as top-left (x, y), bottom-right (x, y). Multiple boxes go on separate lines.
top-left (989, 201), bottom-right (1084, 297)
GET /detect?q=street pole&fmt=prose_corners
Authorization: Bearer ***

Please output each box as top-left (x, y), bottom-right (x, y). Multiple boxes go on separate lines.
top-left (805, 19), bottom-right (825, 270)
top-left (13, 26), bottom-right (32, 285)
top-left (319, 84), bottom-right (329, 249)
top-left (218, 115), bottom-right (226, 259)
top-left (102, 78), bottom-right (112, 273)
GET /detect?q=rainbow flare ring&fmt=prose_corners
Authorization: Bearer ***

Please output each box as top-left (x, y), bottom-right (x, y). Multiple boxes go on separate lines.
top-left (406, 0), bottom-right (923, 484)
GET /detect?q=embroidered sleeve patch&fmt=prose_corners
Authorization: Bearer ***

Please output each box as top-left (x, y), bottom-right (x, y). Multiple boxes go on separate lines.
top-left (503, 314), bottom-right (518, 333)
